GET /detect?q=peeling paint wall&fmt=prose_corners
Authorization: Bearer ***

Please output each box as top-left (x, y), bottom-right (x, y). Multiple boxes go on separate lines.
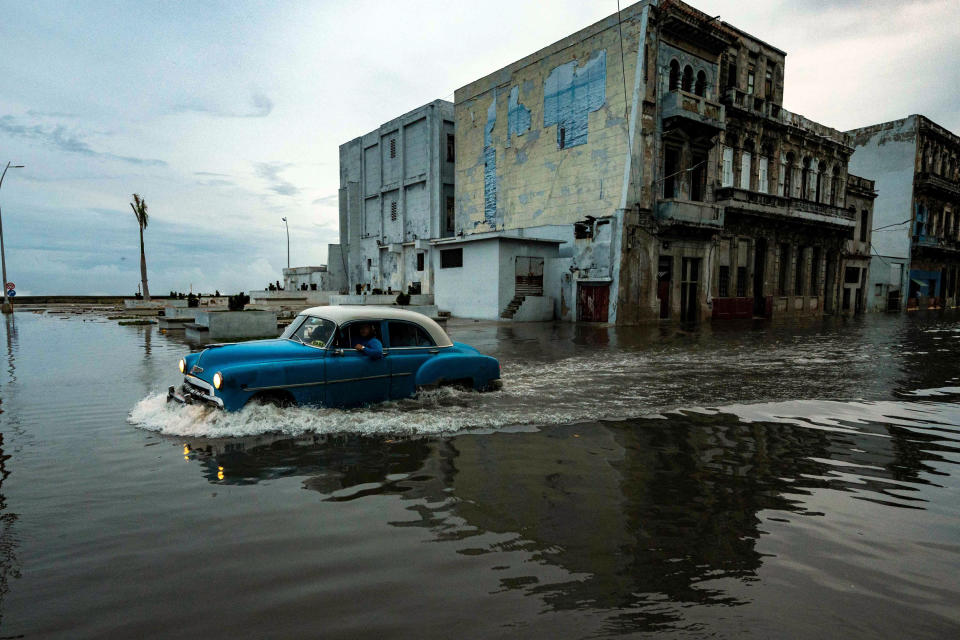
top-left (483, 95), bottom-right (498, 227)
top-left (543, 50), bottom-right (607, 149)
top-left (507, 85), bottom-right (531, 144)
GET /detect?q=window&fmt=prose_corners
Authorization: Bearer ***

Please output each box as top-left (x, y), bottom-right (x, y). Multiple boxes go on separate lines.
top-left (691, 151), bottom-right (707, 201)
top-left (695, 70), bottom-right (706, 97)
top-left (860, 210), bottom-right (869, 242)
top-left (784, 153), bottom-right (795, 197)
top-left (747, 66), bottom-right (755, 95)
top-left (446, 134), bottom-right (455, 163)
top-left (795, 247), bottom-right (805, 295)
top-left (310, 283), bottom-right (317, 291)
top-left (440, 248), bottom-right (463, 268)
top-left (726, 59), bottom-right (738, 89)
top-left (366, 258), bottom-right (372, 271)
top-left (285, 316), bottom-right (336, 348)
top-left (718, 265), bottom-right (730, 297)
top-left (739, 148), bottom-right (752, 190)
top-left (390, 200), bottom-right (398, 222)
top-left (845, 267), bottom-right (860, 284)
top-left (801, 158), bottom-right (811, 200)
top-left (765, 63), bottom-right (774, 97)
top-left (445, 196), bottom-right (455, 233)
top-left (875, 284), bottom-right (884, 296)
top-left (778, 243), bottom-right (790, 295)
top-left (334, 322), bottom-right (383, 349)
top-left (664, 146), bottom-right (681, 198)
top-left (682, 65), bottom-right (693, 92)
top-left (389, 138), bottom-right (397, 159)
top-left (388, 321), bottom-right (435, 348)
top-left (416, 252), bottom-right (425, 272)
top-left (669, 60), bottom-right (680, 91)
top-left (736, 266), bottom-right (748, 297)
top-left (757, 156), bottom-right (769, 194)
top-left (722, 147), bottom-right (734, 187)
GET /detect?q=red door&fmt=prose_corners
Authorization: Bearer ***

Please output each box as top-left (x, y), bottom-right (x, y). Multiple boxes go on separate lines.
top-left (578, 283), bottom-right (609, 322)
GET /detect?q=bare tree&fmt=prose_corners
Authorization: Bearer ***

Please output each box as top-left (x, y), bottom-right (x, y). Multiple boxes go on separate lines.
top-left (130, 193), bottom-right (150, 300)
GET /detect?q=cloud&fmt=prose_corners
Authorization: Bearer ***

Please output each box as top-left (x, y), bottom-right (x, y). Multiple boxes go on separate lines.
top-left (173, 91), bottom-right (274, 118)
top-left (312, 193), bottom-right (339, 206)
top-left (254, 162), bottom-right (299, 196)
top-left (0, 115), bottom-right (167, 166)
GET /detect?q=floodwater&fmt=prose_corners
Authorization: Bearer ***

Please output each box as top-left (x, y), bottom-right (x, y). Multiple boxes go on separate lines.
top-left (1, 310), bottom-right (960, 638)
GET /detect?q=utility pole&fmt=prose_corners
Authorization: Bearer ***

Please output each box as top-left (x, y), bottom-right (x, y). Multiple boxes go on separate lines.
top-left (282, 217), bottom-right (290, 268)
top-left (0, 162), bottom-right (25, 314)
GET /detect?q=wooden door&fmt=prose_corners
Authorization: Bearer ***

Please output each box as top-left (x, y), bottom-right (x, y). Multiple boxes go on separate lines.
top-left (577, 283), bottom-right (609, 322)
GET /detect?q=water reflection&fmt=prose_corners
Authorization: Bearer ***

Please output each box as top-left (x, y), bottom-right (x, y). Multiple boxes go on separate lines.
top-left (0, 433), bottom-right (20, 628)
top-left (2, 314), bottom-right (15, 386)
top-left (175, 402), bottom-right (957, 634)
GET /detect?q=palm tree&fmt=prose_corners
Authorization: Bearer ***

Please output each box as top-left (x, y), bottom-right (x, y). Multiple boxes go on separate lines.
top-left (130, 193), bottom-right (150, 301)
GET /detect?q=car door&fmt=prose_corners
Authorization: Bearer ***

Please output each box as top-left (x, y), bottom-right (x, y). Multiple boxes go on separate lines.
top-left (325, 321), bottom-right (391, 407)
top-left (386, 320), bottom-right (438, 398)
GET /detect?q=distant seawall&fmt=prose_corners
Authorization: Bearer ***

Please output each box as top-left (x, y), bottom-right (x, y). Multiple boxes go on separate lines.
top-left (11, 296), bottom-right (179, 305)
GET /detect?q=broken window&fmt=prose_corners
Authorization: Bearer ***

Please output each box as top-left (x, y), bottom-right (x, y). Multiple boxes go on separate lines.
top-left (718, 266), bottom-right (730, 298)
top-left (445, 196), bottom-right (455, 233)
top-left (446, 134), bottom-right (455, 163)
top-left (440, 248), bottom-right (462, 269)
top-left (663, 146), bottom-right (681, 199)
top-left (416, 252), bottom-right (425, 272)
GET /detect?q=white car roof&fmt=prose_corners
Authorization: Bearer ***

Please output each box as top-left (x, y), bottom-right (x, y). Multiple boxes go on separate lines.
top-left (301, 305), bottom-right (453, 347)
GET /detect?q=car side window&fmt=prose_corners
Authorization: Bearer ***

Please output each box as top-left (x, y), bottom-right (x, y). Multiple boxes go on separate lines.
top-left (388, 321), bottom-right (436, 347)
top-left (334, 322), bottom-right (383, 348)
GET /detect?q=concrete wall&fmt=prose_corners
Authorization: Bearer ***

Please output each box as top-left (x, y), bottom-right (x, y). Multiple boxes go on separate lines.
top-left (432, 240), bottom-right (501, 319)
top-left (339, 100), bottom-right (454, 296)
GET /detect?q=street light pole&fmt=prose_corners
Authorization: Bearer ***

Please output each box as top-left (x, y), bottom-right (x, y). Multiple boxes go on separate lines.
top-left (0, 162), bottom-right (25, 315)
top-left (281, 217), bottom-right (290, 268)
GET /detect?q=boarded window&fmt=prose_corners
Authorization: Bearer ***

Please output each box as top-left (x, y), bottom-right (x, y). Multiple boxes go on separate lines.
top-left (440, 248), bottom-right (462, 269)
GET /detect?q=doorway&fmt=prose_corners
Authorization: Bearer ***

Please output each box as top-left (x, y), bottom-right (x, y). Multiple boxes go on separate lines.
top-left (680, 257), bottom-right (701, 323)
top-left (515, 257), bottom-right (544, 297)
top-left (577, 283), bottom-right (609, 322)
top-left (752, 238), bottom-right (766, 317)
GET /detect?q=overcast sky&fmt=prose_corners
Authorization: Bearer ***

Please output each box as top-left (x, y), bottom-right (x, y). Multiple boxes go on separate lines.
top-left (1, 0), bottom-right (957, 295)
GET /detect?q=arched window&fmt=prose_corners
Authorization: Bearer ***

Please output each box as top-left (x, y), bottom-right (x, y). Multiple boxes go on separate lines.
top-left (801, 157), bottom-right (811, 200)
top-left (669, 60), bottom-right (680, 91)
top-left (784, 152), bottom-right (795, 197)
top-left (816, 161), bottom-right (827, 202)
top-left (830, 166), bottom-right (840, 206)
top-left (695, 70), bottom-right (706, 97)
top-left (682, 65), bottom-right (694, 92)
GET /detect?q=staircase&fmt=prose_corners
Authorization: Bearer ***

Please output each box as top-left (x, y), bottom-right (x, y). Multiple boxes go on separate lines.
top-left (500, 294), bottom-right (526, 319)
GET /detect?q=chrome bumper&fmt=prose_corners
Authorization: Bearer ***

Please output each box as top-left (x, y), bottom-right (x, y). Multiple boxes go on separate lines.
top-left (167, 376), bottom-right (224, 408)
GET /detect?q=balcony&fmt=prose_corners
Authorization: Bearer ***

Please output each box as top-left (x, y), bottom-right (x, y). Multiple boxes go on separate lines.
top-left (715, 187), bottom-right (856, 229)
top-left (915, 171), bottom-right (960, 198)
top-left (721, 88), bottom-right (852, 148)
top-left (913, 235), bottom-right (960, 254)
top-left (656, 199), bottom-right (724, 229)
top-left (661, 89), bottom-right (725, 136)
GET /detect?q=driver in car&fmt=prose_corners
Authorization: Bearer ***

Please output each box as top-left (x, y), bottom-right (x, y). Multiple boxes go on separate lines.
top-left (353, 323), bottom-right (384, 360)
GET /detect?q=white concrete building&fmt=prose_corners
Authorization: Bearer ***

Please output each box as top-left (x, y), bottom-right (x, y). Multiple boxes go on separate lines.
top-left (335, 100), bottom-right (455, 297)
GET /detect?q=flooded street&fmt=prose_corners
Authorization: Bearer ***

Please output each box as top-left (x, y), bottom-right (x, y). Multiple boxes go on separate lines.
top-left (2, 311), bottom-right (960, 638)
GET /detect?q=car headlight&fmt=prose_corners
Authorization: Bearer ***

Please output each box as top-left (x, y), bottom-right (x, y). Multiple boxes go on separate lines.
top-left (178, 358), bottom-right (186, 374)
top-left (213, 372), bottom-right (223, 390)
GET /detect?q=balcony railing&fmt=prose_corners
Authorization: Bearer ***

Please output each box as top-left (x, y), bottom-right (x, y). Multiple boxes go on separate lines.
top-left (715, 187), bottom-right (855, 226)
top-left (913, 235), bottom-right (960, 253)
top-left (915, 171), bottom-right (960, 198)
top-left (656, 199), bottom-right (724, 228)
top-left (661, 89), bottom-right (725, 133)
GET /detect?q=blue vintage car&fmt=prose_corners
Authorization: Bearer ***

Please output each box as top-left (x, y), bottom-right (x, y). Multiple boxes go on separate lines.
top-left (167, 306), bottom-right (501, 411)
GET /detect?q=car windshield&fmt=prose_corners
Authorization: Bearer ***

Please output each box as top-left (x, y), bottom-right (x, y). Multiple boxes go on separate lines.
top-left (286, 316), bottom-right (336, 348)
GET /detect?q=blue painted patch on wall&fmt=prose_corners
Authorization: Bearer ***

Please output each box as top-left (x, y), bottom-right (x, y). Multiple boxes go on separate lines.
top-left (544, 50), bottom-right (607, 149)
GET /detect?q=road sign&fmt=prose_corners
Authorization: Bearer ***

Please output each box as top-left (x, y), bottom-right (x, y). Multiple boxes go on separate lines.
top-left (4, 282), bottom-right (13, 291)
top-left (5, 290), bottom-right (15, 298)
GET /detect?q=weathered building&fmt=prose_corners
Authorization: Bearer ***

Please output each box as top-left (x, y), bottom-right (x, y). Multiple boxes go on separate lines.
top-left (452, 0), bottom-right (873, 323)
top-left (336, 100), bottom-right (455, 296)
top-left (848, 115), bottom-right (960, 312)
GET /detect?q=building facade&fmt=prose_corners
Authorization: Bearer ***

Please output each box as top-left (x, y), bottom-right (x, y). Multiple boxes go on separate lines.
top-left (336, 100), bottom-right (456, 296)
top-left (450, 0), bottom-right (874, 324)
top-left (848, 115), bottom-right (960, 312)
